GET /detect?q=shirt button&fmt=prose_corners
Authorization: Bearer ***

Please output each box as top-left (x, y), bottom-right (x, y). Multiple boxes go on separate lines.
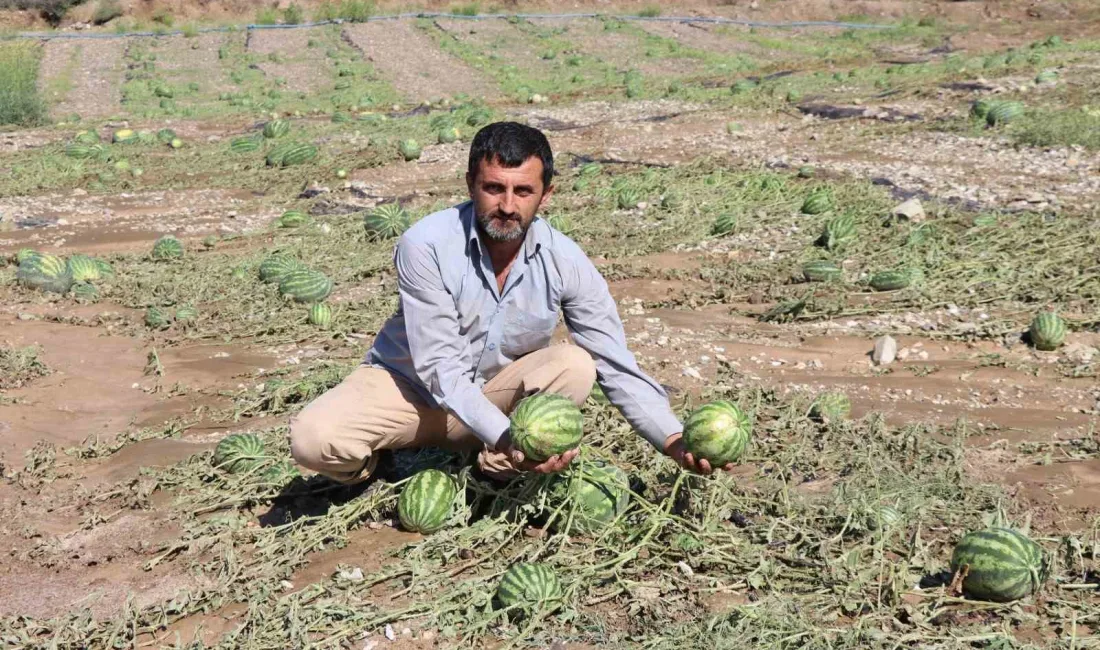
top-left (488, 343), bottom-right (496, 351)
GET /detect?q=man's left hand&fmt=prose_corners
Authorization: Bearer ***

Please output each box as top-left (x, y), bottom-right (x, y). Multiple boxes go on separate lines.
top-left (663, 433), bottom-right (735, 475)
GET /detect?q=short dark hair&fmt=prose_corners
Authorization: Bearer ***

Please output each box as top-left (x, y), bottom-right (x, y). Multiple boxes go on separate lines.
top-left (467, 121), bottom-right (554, 189)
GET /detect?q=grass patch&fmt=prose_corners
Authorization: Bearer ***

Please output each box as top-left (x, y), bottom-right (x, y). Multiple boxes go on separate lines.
top-left (254, 6), bottom-right (280, 25)
top-left (314, 0), bottom-right (374, 22)
top-left (450, 1), bottom-right (480, 16)
top-left (1011, 108), bottom-right (1100, 150)
top-left (636, 5), bottom-right (660, 18)
top-left (0, 345), bottom-right (50, 390)
top-left (0, 42), bottom-right (48, 127)
top-left (282, 2), bottom-right (304, 24)
top-left (90, 0), bottom-right (121, 25)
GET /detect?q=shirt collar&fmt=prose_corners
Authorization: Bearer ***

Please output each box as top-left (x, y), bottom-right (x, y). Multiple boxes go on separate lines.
top-left (461, 201), bottom-right (543, 261)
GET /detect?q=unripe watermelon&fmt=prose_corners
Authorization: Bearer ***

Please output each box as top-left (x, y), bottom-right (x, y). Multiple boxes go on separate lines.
top-left (112, 128), bottom-right (137, 144)
top-left (174, 304), bottom-right (198, 326)
top-left (545, 212), bottom-right (573, 234)
top-left (276, 210), bottom-right (310, 228)
top-left (950, 528), bottom-right (1048, 602)
top-left (262, 119), bottom-right (290, 139)
top-left (802, 260), bottom-right (843, 282)
top-left (548, 461), bottom-right (631, 534)
top-left (278, 269), bottom-right (333, 303)
top-left (496, 563), bottom-right (562, 610)
top-left (397, 468), bottom-right (457, 534)
top-left (616, 188), bottom-right (641, 210)
top-left (261, 460), bottom-right (300, 484)
top-left (145, 306), bottom-right (172, 329)
top-left (682, 400), bottom-right (752, 466)
top-left (151, 235), bottom-right (184, 260)
top-left (868, 270), bottom-right (911, 291)
top-left (801, 190), bottom-right (832, 215)
top-left (1028, 311), bottom-right (1065, 351)
top-left (156, 128), bottom-right (177, 144)
top-left (866, 504), bottom-right (903, 531)
top-left (509, 393), bottom-right (583, 462)
top-left (985, 101), bottom-right (1024, 126)
top-left (212, 433), bottom-right (268, 474)
top-left (230, 135), bottom-right (262, 153)
top-left (71, 281), bottom-right (99, 302)
top-left (308, 302), bottom-right (332, 328)
top-left (66, 254), bottom-right (101, 282)
top-left (363, 203), bottom-right (410, 240)
top-left (398, 139), bottom-right (422, 161)
top-left (437, 127), bottom-right (460, 144)
top-left (820, 213), bottom-right (856, 251)
top-left (711, 212), bottom-right (737, 236)
top-left (258, 254), bottom-right (306, 283)
top-left (808, 391), bottom-right (851, 422)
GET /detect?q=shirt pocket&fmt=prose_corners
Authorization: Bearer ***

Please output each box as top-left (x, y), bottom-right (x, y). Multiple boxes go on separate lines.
top-left (501, 308), bottom-right (559, 358)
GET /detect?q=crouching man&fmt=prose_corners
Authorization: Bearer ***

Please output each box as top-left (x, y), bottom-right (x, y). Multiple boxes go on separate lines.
top-left (290, 121), bottom-right (729, 481)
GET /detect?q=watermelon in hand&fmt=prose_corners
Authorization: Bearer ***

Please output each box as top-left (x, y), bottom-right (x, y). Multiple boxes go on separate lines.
top-left (508, 393), bottom-right (583, 462)
top-left (682, 400), bottom-right (752, 467)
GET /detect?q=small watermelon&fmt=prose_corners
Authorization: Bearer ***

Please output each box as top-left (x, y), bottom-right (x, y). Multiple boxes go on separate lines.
top-left (711, 213), bottom-right (737, 236)
top-left (258, 254), bottom-right (306, 283)
top-left (212, 433), bottom-right (268, 474)
top-left (950, 528), bottom-right (1049, 602)
top-left (801, 190), bottom-right (832, 215)
top-left (616, 188), bottom-right (641, 210)
top-left (151, 235), bottom-right (184, 261)
top-left (682, 400), bottom-right (752, 466)
top-left (308, 302), bottom-right (332, 328)
top-left (868, 270), bottom-right (911, 291)
top-left (808, 391), bottom-right (851, 422)
top-left (820, 213), bottom-right (856, 251)
top-left (986, 101), bottom-right (1024, 126)
top-left (802, 260), bottom-right (843, 282)
top-left (398, 139), bottom-right (422, 162)
top-left (174, 304), bottom-right (198, 326)
top-left (397, 468), bottom-right (457, 534)
top-left (548, 461), bottom-right (631, 534)
top-left (112, 128), bottom-right (137, 144)
top-left (508, 393), bottom-right (584, 462)
top-left (71, 281), bottom-right (99, 302)
top-left (262, 119), bottom-right (290, 139)
top-left (496, 563), bottom-right (563, 610)
top-left (363, 203), bottom-right (410, 240)
top-left (261, 460), bottom-right (300, 484)
top-left (437, 127), bottom-right (460, 144)
top-left (278, 143), bottom-right (318, 167)
top-left (866, 504), bottom-right (904, 531)
top-left (278, 269), bottom-right (333, 304)
top-left (230, 135), bottom-right (262, 153)
top-left (65, 254), bottom-right (101, 282)
top-left (156, 128), bottom-right (177, 143)
top-left (1034, 69), bottom-right (1058, 84)
top-left (1028, 311), bottom-right (1065, 351)
top-left (144, 306), bottom-right (172, 330)
top-left (545, 213), bottom-right (573, 234)
top-left (276, 210), bottom-right (310, 228)
top-left (74, 130), bottom-right (101, 144)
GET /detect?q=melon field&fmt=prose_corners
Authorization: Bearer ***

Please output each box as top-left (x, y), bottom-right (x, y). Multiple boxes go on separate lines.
top-left (1, 1), bottom-right (1099, 647)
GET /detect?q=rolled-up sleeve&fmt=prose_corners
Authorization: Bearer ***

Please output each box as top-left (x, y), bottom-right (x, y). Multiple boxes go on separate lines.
top-left (560, 251), bottom-right (682, 449)
top-left (395, 238), bottom-right (510, 447)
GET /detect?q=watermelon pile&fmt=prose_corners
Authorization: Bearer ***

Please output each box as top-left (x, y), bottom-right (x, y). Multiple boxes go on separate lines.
top-left (682, 400), bottom-right (752, 466)
top-left (508, 393), bottom-right (584, 462)
top-left (950, 528), bottom-right (1048, 602)
top-left (397, 468), bottom-right (457, 534)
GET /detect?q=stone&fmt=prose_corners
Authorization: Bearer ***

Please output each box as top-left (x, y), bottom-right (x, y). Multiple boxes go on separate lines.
top-left (891, 198), bottom-right (926, 223)
top-left (872, 335), bottom-right (897, 366)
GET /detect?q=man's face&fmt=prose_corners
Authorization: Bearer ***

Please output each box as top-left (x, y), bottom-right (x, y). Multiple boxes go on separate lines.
top-left (466, 155), bottom-right (555, 243)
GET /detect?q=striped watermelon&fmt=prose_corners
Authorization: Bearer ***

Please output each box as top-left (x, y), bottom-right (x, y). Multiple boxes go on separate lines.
top-left (545, 213), bottom-right (573, 234)
top-left (616, 188), bottom-right (641, 210)
top-left (802, 260), bottom-right (843, 282)
top-left (986, 101), bottom-right (1024, 126)
top-left (265, 141), bottom-right (300, 167)
top-left (156, 128), bottom-right (177, 144)
top-left (14, 248), bottom-right (39, 265)
top-left (230, 136), bottom-right (262, 153)
top-left (261, 460), bottom-right (300, 484)
top-left (1034, 69), bottom-right (1058, 84)
top-left (174, 304), bottom-right (198, 325)
top-left (144, 306), bottom-right (172, 329)
top-left (711, 213), bottom-right (737, 236)
top-left (17, 253), bottom-right (73, 293)
top-left (112, 128), bottom-right (137, 144)
top-left (869, 270), bottom-right (911, 291)
top-left (508, 393), bottom-right (583, 462)
top-left (398, 139), bottom-right (422, 162)
top-left (259, 254), bottom-right (306, 283)
top-left (20, 252), bottom-right (66, 278)
top-left (152, 235), bottom-right (184, 260)
top-left (820, 214), bottom-right (856, 251)
top-left (397, 469), bottom-right (457, 533)
top-left (278, 269), bottom-right (333, 303)
top-left (950, 528), bottom-right (1048, 602)
top-left (65, 143), bottom-right (98, 159)
top-left (808, 391), bottom-right (851, 422)
top-left (74, 130), bottom-right (101, 144)
top-left (1029, 311), bottom-right (1065, 351)
top-left (71, 281), bottom-right (99, 302)
top-left (267, 142), bottom-right (317, 167)
top-left (437, 127), bottom-right (460, 144)
top-left (363, 203), bottom-right (410, 240)
top-left (308, 302), bottom-right (332, 328)
top-left (263, 119), bottom-right (290, 139)
top-left (682, 400), bottom-right (752, 466)
top-left (496, 563), bottom-right (562, 610)
top-left (549, 461), bottom-right (630, 534)
top-left (212, 433), bottom-right (268, 474)
top-left (866, 504), bottom-right (904, 531)
top-left (276, 210), bottom-right (310, 228)
top-left (801, 190), bottom-right (832, 215)
top-left (94, 258), bottom-right (115, 277)
top-left (66, 254), bottom-right (101, 282)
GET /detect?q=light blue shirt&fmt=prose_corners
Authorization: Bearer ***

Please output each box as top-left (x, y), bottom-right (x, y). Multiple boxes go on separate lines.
top-left (365, 201), bottom-right (682, 450)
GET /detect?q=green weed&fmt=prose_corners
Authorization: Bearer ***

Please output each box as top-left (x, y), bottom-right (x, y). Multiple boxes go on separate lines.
top-left (636, 5), bottom-right (660, 18)
top-left (254, 6), bottom-right (279, 25)
top-left (0, 42), bottom-right (47, 127)
top-left (282, 2), bottom-right (304, 24)
top-left (1011, 107), bottom-right (1100, 150)
top-left (314, 0), bottom-right (374, 22)
top-left (450, 2), bottom-right (480, 16)
top-left (0, 345), bottom-right (50, 390)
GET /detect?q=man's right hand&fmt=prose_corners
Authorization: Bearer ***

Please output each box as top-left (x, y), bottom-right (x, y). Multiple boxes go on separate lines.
top-left (495, 432), bottom-right (578, 474)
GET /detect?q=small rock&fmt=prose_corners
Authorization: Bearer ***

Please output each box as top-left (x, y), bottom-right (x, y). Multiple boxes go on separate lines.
top-left (279, 580), bottom-right (294, 591)
top-left (682, 367), bottom-right (703, 380)
top-left (337, 567), bottom-right (364, 582)
top-left (384, 624), bottom-right (396, 641)
top-left (72, 188), bottom-right (87, 197)
top-left (872, 336), bottom-right (897, 366)
top-left (300, 181), bottom-right (330, 198)
top-left (676, 561), bottom-right (694, 577)
top-left (897, 347), bottom-right (910, 361)
top-left (891, 198), bottom-right (925, 223)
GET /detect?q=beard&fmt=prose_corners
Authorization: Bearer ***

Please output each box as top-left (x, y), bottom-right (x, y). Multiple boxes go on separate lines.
top-left (476, 210), bottom-right (532, 242)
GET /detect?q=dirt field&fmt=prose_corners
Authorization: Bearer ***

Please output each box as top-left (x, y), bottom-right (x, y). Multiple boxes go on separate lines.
top-left (1, 2), bottom-right (1099, 648)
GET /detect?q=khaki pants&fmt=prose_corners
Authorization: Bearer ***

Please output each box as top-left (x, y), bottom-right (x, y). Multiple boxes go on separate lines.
top-left (289, 345), bottom-right (597, 483)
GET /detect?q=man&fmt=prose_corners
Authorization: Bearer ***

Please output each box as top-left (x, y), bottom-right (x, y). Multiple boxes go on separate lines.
top-left (290, 121), bottom-right (731, 482)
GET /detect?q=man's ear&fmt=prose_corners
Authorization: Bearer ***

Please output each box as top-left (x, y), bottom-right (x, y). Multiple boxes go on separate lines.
top-left (465, 171), bottom-right (475, 195)
top-left (538, 183), bottom-right (555, 211)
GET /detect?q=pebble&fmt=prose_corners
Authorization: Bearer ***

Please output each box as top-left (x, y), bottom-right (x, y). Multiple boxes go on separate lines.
top-left (682, 367), bottom-right (703, 380)
top-left (384, 624), bottom-right (396, 641)
top-left (872, 335), bottom-right (897, 366)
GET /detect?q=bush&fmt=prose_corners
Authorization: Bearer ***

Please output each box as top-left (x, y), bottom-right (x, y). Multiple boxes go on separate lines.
top-left (1012, 108), bottom-right (1100, 150)
top-left (450, 2), bottom-right (479, 15)
top-left (254, 6), bottom-right (279, 25)
top-left (314, 0), bottom-right (374, 22)
top-left (0, 43), bottom-right (48, 127)
top-left (0, 0), bottom-right (84, 25)
top-left (637, 5), bottom-right (660, 17)
top-left (181, 21), bottom-right (199, 37)
top-left (282, 3), bottom-right (303, 24)
top-left (150, 8), bottom-right (173, 26)
top-left (91, 0), bottom-right (122, 25)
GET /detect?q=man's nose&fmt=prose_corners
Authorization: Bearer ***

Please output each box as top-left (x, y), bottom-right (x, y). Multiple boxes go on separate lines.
top-left (499, 190), bottom-right (518, 215)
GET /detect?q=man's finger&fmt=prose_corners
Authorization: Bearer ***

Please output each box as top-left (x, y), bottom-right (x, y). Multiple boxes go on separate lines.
top-left (683, 452), bottom-right (696, 471)
top-left (723, 463), bottom-right (736, 472)
top-left (699, 458), bottom-right (713, 475)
